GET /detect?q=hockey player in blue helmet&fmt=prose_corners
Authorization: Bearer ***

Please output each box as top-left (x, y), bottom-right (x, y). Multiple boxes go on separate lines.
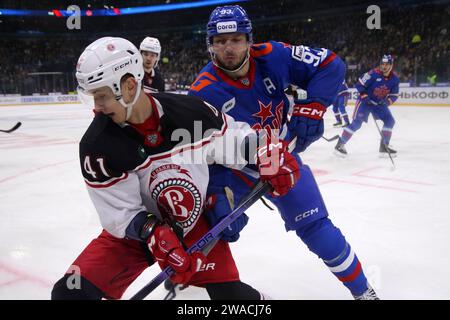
top-left (335, 54), bottom-right (399, 156)
top-left (206, 5), bottom-right (253, 73)
top-left (188, 4), bottom-right (379, 299)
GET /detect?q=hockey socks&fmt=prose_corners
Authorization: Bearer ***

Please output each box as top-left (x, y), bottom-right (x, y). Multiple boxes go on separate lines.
top-left (296, 217), bottom-right (369, 296)
top-left (381, 126), bottom-right (393, 145)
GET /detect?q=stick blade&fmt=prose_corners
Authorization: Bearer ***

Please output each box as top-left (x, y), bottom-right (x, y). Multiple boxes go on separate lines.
top-left (0, 122), bottom-right (22, 133)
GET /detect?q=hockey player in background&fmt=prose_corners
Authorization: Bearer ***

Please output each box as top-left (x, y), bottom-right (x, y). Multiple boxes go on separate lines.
top-left (332, 80), bottom-right (350, 127)
top-left (140, 36), bottom-right (165, 93)
top-left (188, 5), bottom-right (378, 299)
top-left (335, 55), bottom-right (399, 156)
top-left (51, 37), bottom-right (299, 299)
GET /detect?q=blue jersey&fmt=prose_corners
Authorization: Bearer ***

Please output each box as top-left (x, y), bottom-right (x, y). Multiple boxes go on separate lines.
top-left (355, 68), bottom-right (399, 106)
top-left (189, 41), bottom-right (344, 136)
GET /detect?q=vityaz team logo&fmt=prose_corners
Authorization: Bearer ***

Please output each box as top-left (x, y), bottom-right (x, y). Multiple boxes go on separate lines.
top-left (152, 178), bottom-right (202, 229)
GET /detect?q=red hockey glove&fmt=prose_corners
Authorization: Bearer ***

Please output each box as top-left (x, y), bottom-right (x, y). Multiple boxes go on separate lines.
top-left (148, 225), bottom-right (206, 285)
top-left (256, 139), bottom-right (300, 197)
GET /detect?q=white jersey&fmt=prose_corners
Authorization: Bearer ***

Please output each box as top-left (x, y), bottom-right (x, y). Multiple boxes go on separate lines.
top-left (80, 92), bottom-right (253, 238)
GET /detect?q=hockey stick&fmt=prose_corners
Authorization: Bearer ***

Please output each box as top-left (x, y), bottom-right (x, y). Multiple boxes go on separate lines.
top-left (321, 134), bottom-right (339, 142)
top-left (133, 137), bottom-right (297, 300)
top-left (0, 122), bottom-right (21, 133)
top-left (163, 186), bottom-right (253, 300)
top-left (372, 115), bottom-right (395, 170)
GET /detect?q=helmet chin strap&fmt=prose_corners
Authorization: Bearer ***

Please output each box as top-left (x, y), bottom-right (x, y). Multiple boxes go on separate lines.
top-left (117, 80), bottom-right (142, 121)
top-left (210, 47), bottom-right (251, 74)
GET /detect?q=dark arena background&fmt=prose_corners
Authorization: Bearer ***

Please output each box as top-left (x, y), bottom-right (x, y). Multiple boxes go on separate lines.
top-left (0, 0), bottom-right (448, 95)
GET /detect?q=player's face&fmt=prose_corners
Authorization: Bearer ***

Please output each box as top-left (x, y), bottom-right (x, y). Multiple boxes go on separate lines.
top-left (91, 87), bottom-right (126, 123)
top-left (141, 51), bottom-right (159, 70)
top-left (380, 62), bottom-right (392, 74)
top-left (211, 33), bottom-right (249, 70)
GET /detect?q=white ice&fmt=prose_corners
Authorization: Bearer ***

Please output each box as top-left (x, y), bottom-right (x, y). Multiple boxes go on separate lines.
top-left (1, 102), bottom-right (450, 300)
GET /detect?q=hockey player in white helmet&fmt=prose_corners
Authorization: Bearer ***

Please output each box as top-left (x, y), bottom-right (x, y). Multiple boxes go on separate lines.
top-left (140, 36), bottom-right (165, 92)
top-left (52, 37), bottom-right (298, 300)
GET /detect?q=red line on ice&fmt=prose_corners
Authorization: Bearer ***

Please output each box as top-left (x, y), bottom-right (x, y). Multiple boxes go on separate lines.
top-left (0, 262), bottom-right (52, 288)
top-left (0, 160), bottom-right (75, 184)
top-left (319, 179), bottom-right (418, 193)
top-left (352, 166), bottom-right (434, 186)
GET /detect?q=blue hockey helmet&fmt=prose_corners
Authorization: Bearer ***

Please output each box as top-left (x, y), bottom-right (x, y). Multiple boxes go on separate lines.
top-left (381, 54), bottom-right (394, 64)
top-left (206, 5), bottom-right (253, 47)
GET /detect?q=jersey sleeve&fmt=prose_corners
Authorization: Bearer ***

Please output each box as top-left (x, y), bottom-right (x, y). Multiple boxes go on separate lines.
top-left (206, 113), bottom-right (254, 170)
top-left (271, 41), bottom-right (345, 107)
top-left (387, 76), bottom-right (400, 105)
top-left (79, 116), bottom-right (147, 238)
top-left (86, 173), bottom-right (147, 238)
top-left (355, 70), bottom-right (375, 96)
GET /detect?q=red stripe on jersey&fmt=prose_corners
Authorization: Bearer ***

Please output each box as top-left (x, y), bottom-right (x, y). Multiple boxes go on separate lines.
top-left (338, 261), bottom-right (362, 283)
top-left (214, 58), bottom-right (256, 90)
top-left (85, 173), bottom-right (129, 189)
top-left (231, 169), bottom-right (255, 188)
top-left (352, 99), bottom-right (361, 120)
top-left (319, 52), bottom-right (337, 68)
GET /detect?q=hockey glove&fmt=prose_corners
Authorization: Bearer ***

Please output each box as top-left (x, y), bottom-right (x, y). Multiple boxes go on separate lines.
top-left (205, 187), bottom-right (249, 242)
top-left (256, 139), bottom-right (300, 197)
top-left (360, 93), bottom-right (380, 106)
top-left (148, 224), bottom-right (206, 285)
top-left (288, 100), bottom-right (326, 153)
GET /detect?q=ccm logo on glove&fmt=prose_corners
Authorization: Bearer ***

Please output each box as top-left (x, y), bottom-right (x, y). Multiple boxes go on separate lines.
top-left (292, 102), bottom-right (326, 120)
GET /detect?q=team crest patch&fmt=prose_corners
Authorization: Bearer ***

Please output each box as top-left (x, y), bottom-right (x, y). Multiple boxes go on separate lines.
top-left (373, 85), bottom-right (390, 99)
top-left (241, 78), bottom-right (250, 86)
top-left (152, 178), bottom-right (202, 228)
top-left (147, 133), bottom-right (158, 145)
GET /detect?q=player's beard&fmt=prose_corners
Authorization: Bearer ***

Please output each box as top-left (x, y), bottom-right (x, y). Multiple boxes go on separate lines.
top-left (215, 50), bottom-right (250, 74)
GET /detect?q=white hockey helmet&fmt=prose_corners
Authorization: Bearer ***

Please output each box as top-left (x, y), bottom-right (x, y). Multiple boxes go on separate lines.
top-left (139, 37), bottom-right (161, 67)
top-left (76, 37), bottom-right (144, 120)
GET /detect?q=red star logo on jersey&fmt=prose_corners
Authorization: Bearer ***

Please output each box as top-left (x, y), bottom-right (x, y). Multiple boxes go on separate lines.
top-left (252, 100), bottom-right (274, 124)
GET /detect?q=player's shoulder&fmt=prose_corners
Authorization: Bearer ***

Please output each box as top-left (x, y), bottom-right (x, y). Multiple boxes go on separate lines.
top-left (79, 114), bottom-right (145, 183)
top-left (152, 92), bottom-right (225, 134)
top-left (189, 63), bottom-right (225, 98)
top-left (370, 68), bottom-right (381, 76)
top-left (250, 40), bottom-right (288, 59)
top-left (193, 62), bottom-right (216, 81)
top-left (391, 71), bottom-right (400, 82)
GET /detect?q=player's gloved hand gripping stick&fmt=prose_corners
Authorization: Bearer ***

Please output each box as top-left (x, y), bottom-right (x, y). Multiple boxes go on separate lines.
top-left (130, 137), bottom-right (297, 300)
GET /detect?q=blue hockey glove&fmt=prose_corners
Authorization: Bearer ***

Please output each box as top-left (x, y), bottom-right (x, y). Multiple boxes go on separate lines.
top-left (288, 100), bottom-right (326, 153)
top-left (205, 187), bottom-right (249, 243)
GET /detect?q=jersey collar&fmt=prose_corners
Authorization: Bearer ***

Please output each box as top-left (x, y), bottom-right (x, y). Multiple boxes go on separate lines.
top-left (374, 67), bottom-right (393, 79)
top-left (213, 57), bottom-right (256, 90)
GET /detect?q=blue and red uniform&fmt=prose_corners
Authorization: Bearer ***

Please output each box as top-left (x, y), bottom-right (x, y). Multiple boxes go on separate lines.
top-left (332, 80), bottom-right (350, 126)
top-left (189, 40), bottom-right (371, 297)
top-left (341, 68), bottom-right (399, 145)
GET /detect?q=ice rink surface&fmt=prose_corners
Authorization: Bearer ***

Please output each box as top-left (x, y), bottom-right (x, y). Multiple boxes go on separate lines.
top-left (1, 102), bottom-right (450, 300)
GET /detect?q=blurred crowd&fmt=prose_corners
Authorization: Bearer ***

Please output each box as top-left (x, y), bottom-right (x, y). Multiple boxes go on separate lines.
top-left (0, 2), bottom-right (448, 94)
